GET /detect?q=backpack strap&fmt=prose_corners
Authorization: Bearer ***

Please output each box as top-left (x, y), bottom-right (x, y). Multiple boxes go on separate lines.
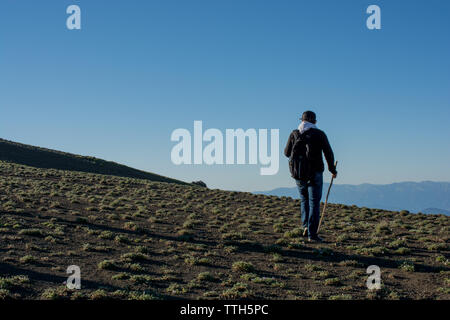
top-left (292, 129), bottom-right (300, 141)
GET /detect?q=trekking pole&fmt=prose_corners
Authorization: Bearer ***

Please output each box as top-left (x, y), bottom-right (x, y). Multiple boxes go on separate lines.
top-left (317, 161), bottom-right (338, 234)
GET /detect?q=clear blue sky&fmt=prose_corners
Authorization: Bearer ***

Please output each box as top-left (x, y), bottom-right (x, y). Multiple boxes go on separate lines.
top-left (1, 0), bottom-right (449, 191)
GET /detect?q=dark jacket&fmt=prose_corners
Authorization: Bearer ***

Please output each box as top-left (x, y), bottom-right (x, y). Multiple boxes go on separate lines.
top-left (284, 128), bottom-right (337, 176)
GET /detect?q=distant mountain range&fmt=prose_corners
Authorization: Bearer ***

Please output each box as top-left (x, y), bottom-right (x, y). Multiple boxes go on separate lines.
top-left (255, 181), bottom-right (450, 215)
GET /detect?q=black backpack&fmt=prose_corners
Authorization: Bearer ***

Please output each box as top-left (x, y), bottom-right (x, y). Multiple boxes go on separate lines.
top-left (289, 129), bottom-right (312, 181)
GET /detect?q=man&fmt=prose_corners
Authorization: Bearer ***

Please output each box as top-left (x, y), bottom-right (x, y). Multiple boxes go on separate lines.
top-left (284, 111), bottom-right (337, 242)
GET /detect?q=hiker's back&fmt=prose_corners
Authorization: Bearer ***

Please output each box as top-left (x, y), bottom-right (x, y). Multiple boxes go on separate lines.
top-left (301, 127), bottom-right (332, 176)
top-left (286, 127), bottom-right (332, 181)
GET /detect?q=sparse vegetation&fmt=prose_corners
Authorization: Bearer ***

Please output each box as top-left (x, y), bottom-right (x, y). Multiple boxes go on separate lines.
top-left (0, 158), bottom-right (449, 300)
top-left (232, 261), bottom-right (255, 273)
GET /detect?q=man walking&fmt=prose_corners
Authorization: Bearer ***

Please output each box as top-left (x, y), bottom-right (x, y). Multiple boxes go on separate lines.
top-left (284, 111), bottom-right (337, 242)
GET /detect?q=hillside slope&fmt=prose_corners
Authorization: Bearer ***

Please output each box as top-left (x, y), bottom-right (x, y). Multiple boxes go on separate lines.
top-left (0, 138), bottom-right (187, 185)
top-left (0, 161), bottom-right (449, 300)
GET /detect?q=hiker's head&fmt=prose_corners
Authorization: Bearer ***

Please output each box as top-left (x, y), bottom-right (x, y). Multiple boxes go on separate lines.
top-left (301, 111), bottom-right (317, 124)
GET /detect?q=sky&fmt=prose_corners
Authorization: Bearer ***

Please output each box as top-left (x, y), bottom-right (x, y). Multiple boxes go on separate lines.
top-left (1, 0), bottom-right (449, 191)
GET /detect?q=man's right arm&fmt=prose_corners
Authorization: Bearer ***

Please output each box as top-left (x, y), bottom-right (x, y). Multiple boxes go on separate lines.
top-left (322, 132), bottom-right (337, 175)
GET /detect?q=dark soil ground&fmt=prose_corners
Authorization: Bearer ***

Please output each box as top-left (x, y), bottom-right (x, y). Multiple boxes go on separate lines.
top-left (0, 161), bottom-right (449, 300)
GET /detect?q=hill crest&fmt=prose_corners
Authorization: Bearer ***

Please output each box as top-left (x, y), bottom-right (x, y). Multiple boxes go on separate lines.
top-left (0, 138), bottom-right (187, 185)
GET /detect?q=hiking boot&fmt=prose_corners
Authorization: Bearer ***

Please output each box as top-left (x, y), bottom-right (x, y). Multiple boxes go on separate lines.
top-left (308, 235), bottom-right (323, 242)
top-left (302, 228), bottom-right (308, 237)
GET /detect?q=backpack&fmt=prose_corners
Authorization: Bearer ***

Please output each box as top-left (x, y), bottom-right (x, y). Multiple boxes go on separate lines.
top-left (288, 129), bottom-right (312, 181)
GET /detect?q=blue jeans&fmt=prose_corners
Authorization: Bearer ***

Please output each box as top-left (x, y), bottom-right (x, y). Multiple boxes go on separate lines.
top-left (295, 172), bottom-right (323, 238)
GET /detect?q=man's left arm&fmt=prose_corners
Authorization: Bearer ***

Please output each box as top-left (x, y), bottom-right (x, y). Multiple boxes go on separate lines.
top-left (284, 132), bottom-right (294, 158)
